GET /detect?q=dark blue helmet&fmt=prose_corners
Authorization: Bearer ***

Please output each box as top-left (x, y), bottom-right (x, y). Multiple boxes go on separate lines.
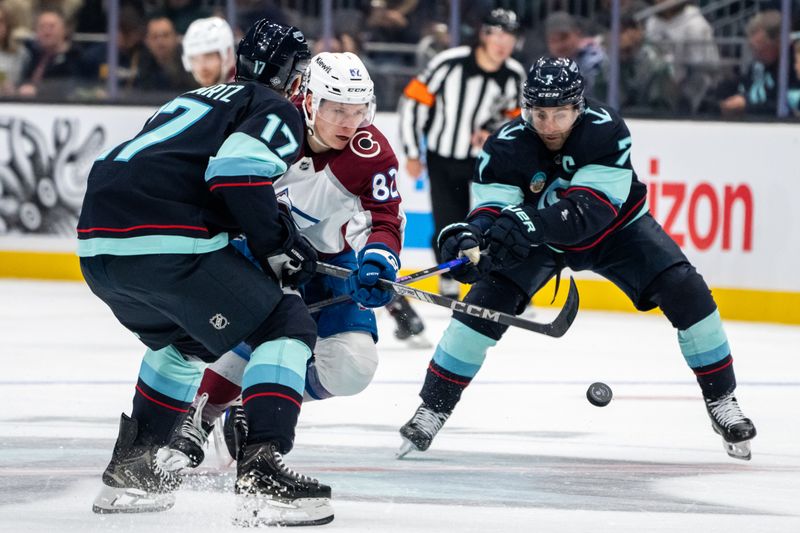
top-left (522, 57), bottom-right (585, 111)
top-left (236, 19), bottom-right (311, 93)
top-left (482, 8), bottom-right (521, 35)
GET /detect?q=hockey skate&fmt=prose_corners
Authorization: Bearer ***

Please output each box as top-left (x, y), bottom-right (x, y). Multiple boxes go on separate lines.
top-left (156, 393), bottom-right (213, 472)
top-left (387, 296), bottom-right (432, 348)
top-left (704, 391), bottom-right (757, 460)
top-left (233, 442), bottom-right (334, 527)
top-left (221, 401), bottom-right (248, 462)
top-left (92, 413), bottom-right (181, 514)
top-left (396, 403), bottom-right (451, 459)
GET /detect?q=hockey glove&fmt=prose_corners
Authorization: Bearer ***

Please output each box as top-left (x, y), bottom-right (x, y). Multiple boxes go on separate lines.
top-left (267, 210), bottom-right (318, 288)
top-left (488, 205), bottom-right (544, 270)
top-left (437, 222), bottom-right (492, 284)
top-left (347, 245), bottom-right (399, 308)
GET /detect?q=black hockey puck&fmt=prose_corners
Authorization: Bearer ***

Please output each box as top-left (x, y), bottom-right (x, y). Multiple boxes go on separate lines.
top-left (586, 382), bottom-right (613, 407)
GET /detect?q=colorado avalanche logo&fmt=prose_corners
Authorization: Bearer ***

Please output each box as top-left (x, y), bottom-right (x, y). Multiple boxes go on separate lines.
top-left (350, 131), bottom-right (381, 159)
top-left (529, 171), bottom-right (546, 193)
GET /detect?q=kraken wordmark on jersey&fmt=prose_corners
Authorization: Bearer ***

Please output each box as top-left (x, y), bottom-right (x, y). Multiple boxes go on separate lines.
top-left (77, 81), bottom-right (303, 258)
top-left (473, 97), bottom-right (648, 251)
top-left (274, 117), bottom-right (404, 256)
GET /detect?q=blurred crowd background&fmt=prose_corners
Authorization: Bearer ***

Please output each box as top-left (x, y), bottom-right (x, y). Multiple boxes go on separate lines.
top-left (0, 0), bottom-right (798, 119)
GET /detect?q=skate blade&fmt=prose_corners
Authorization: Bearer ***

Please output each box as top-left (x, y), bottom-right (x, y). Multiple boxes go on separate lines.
top-left (155, 446), bottom-right (192, 473)
top-left (92, 484), bottom-right (175, 514)
top-left (232, 493), bottom-right (334, 527)
top-left (395, 438), bottom-right (417, 459)
top-left (722, 438), bottom-right (752, 461)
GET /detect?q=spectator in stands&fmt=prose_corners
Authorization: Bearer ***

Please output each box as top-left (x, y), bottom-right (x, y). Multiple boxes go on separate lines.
top-left (0, 2), bottom-right (29, 95)
top-left (17, 8), bottom-right (86, 99)
top-left (645, 0), bottom-right (720, 113)
top-left (719, 10), bottom-right (792, 116)
top-left (365, 0), bottom-right (421, 44)
top-left (162, 0), bottom-right (212, 35)
top-left (82, 2), bottom-right (147, 96)
top-left (544, 11), bottom-right (607, 97)
top-left (595, 10), bottom-right (678, 113)
top-left (136, 15), bottom-right (195, 93)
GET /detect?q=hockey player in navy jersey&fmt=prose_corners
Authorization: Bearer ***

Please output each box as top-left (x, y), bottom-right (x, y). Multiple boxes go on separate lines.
top-left (79, 20), bottom-right (335, 525)
top-left (397, 57), bottom-right (757, 461)
top-left (155, 51), bottom-right (413, 473)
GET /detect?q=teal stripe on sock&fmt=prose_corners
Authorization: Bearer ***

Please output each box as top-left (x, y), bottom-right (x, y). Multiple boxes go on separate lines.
top-left (139, 346), bottom-right (205, 402)
top-left (243, 338), bottom-right (311, 396)
top-left (678, 310), bottom-right (731, 367)
top-left (432, 346), bottom-right (482, 378)
top-left (432, 319), bottom-right (497, 377)
top-left (242, 363), bottom-right (305, 395)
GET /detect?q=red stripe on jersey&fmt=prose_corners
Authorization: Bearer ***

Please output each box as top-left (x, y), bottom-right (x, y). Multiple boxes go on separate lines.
top-left (209, 181), bottom-right (273, 191)
top-left (558, 195), bottom-right (647, 252)
top-left (78, 224), bottom-right (208, 234)
top-left (565, 187), bottom-right (619, 217)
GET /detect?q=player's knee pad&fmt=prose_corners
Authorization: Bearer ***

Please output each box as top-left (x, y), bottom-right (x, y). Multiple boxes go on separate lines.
top-left (306, 331), bottom-right (378, 399)
top-left (644, 262), bottom-right (717, 331)
top-left (454, 273), bottom-right (528, 340)
top-left (245, 294), bottom-right (317, 352)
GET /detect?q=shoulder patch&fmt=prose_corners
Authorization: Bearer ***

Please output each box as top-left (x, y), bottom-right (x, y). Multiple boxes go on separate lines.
top-left (349, 130), bottom-right (382, 159)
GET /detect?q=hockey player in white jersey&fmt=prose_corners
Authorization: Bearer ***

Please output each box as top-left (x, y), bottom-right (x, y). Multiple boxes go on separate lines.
top-left (157, 52), bottom-right (412, 476)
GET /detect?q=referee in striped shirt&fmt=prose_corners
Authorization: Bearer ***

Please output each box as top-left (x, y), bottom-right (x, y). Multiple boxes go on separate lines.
top-left (399, 9), bottom-right (526, 299)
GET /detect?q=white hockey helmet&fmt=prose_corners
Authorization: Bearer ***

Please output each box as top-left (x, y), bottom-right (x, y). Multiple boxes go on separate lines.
top-left (303, 52), bottom-right (376, 130)
top-left (181, 17), bottom-right (235, 77)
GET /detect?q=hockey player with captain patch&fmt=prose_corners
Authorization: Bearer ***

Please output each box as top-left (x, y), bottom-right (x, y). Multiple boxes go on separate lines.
top-left (397, 57), bottom-right (757, 461)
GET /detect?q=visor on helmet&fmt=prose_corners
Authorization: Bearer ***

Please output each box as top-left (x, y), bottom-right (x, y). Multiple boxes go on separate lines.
top-left (314, 97), bottom-right (376, 129)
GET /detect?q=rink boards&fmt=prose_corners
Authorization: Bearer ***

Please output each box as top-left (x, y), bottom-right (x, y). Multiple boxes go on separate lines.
top-left (1, 103), bottom-right (798, 324)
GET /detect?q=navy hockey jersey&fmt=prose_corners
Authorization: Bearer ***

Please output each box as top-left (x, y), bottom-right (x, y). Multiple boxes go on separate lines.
top-left (77, 82), bottom-right (304, 261)
top-left (468, 97), bottom-right (648, 252)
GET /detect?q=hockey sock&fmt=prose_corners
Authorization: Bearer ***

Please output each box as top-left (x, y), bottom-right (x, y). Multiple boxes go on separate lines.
top-left (693, 354), bottom-right (736, 399)
top-left (420, 319), bottom-right (496, 413)
top-left (131, 346), bottom-right (204, 445)
top-left (676, 309), bottom-right (735, 398)
top-left (241, 338), bottom-right (310, 454)
top-left (196, 348), bottom-right (248, 423)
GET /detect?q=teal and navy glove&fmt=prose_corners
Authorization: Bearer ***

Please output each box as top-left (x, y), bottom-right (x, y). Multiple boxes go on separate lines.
top-left (347, 245), bottom-right (399, 308)
top-left (437, 222), bottom-right (492, 284)
top-left (488, 205), bottom-right (544, 270)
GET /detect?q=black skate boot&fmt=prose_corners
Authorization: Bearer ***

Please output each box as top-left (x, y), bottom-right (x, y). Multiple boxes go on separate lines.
top-left (222, 401), bottom-right (248, 461)
top-left (156, 393), bottom-right (214, 472)
top-left (92, 413), bottom-right (181, 513)
top-left (396, 403), bottom-right (451, 458)
top-left (387, 296), bottom-right (432, 348)
top-left (233, 442), bottom-right (334, 526)
top-left (704, 391), bottom-right (757, 460)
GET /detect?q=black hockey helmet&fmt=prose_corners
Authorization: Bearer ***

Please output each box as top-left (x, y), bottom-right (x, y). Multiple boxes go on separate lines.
top-left (522, 57), bottom-right (585, 111)
top-left (482, 8), bottom-right (521, 35)
top-left (235, 19), bottom-right (311, 94)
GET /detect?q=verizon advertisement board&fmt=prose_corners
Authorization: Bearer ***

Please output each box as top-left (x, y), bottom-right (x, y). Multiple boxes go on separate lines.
top-left (1, 103), bottom-right (798, 296)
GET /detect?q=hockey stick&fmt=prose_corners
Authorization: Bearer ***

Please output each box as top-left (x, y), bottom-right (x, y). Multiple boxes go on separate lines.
top-left (307, 256), bottom-right (470, 313)
top-left (315, 262), bottom-right (580, 337)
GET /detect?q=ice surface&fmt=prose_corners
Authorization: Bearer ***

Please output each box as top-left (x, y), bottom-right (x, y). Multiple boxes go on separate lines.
top-left (1, 279), bottom-right (799, 532)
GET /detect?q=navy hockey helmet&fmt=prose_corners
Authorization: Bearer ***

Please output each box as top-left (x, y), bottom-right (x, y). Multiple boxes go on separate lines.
top-left (522, 57), bottom-right (585, 111)
top-left (235, 19), bottom-right (311, 94)
top-left (482, 8), bottom-right (521, 35)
